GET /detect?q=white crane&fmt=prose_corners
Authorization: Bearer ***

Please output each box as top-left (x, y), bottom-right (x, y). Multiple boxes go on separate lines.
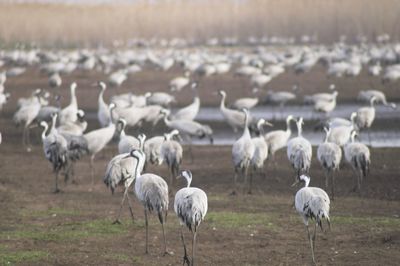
top-left (13, 90), bottom-right (42, 151)
top-left (161, 130), bottom-right (183, 187)
top-left (249, 119), bottom-right (273, 193)
top-left (40, 120), bottom-right (69, 193)
top-left (344, 131), bottom-right (370, 193)
top-left (172, 83), bottom-right (200, 121)
top-left (59, 82), bottom-right (78, 125)
top-left (104, 149), bottom-right (146, 224)
top-left (355, 96), bottom-right (376, 143)
top-left (174, 170), bottom-right (208, 266)
top-left (108, 69), bottom-right (127, 87)
top-left (287, 117), bottom-right (312, 181)
top-left (218, 90), bottom-right (250, 132)
top-left (134, 152), bottom-right (170, 255)
top-left (317, 127), bottom-right (342, 200)
top-left (97, 81), bottom-right (111, 127)
top-left (294, 174), bottom-right (330, 265)
top-left (264, 115), bottom-right (295, 163)
top-left (231, 109), bottom-right (255, 194)
top-left (84, 103), bottom-right (119, 185)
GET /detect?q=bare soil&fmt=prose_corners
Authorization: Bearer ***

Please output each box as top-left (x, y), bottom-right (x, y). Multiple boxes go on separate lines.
top-left (0, 65), bottom-right (399, 265)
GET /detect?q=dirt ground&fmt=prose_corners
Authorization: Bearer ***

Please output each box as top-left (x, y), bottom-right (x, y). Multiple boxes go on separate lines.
top-left (0, 63), bottom-right (400, 265)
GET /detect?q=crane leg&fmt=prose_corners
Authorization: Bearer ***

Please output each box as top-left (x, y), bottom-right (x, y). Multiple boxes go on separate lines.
top-left (113, 187), bottom-right (129, 224)
top-left (231, 169), bottom-right (238, 196)
top-left (161, 219), bottom-right (169, 255)
top-left (248, 169), bottom-right (254, 194)
top-left (180, 227), bottom-right (190, 266)
top-left (22, 126), bottom-right (27, 150)
top-left (324, 170), bottom-right (329, 191)
top-left (306, 225), bottom-right (316, 265)
top-left (144, 209), bottom-right (149, 254)
top-left (243, 166), bottom-right (249, 194)
top-left (192, 230), bottom-right (198, 266)
top-left (90, 154), bottom-right (95, 187)
top-left (26, 126), bottom-right (32, 152)
top-left (53, 171), bottom-right (60, 193)
top-left (126, 193), bottom-right (135, 223)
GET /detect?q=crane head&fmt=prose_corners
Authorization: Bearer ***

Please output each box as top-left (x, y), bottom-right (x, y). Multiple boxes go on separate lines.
top-left (177, 170), bottom-right (192, 188)
top-left (218, 90), bottom-right (226, 97)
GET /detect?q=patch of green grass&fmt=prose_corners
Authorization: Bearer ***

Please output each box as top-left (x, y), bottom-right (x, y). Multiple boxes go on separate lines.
top-left (332, 216), bottom-right (400, 227)
top-left (0, 251), bottom-right (49, 265)
top-left (0, 218), bottom-right (141, 242)
top-left (207, 211), bottom-right (278, 230)
top-left (20, 207), bottom-right (81, 217)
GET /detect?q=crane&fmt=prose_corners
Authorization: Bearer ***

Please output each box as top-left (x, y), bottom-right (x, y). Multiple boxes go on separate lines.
top-left (174, 170), bottom-right (208, 266)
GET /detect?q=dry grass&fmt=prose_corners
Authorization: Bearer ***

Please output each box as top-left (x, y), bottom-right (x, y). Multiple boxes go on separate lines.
top-left (0, 0), bottom-right (399, 47)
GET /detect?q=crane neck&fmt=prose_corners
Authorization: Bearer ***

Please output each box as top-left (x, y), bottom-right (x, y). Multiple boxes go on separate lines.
top-left (70, 86), bottom-right (77, 107)
top-left (220, 93), bottom-right (226, 110)
top-left (297, 122), bottom-right (303, 137)
top-left (41, 123), bottom-right (48, 140)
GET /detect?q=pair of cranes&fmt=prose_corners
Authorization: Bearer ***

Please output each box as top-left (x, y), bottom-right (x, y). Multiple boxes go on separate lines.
top-left (104, 148), bottom-right (207, 266)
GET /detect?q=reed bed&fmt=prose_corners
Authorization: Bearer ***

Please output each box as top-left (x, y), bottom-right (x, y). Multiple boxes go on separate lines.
top-left (0, 0), bottom-right (399, 47)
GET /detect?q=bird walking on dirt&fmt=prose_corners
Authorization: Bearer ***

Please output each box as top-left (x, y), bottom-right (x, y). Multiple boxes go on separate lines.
top-left (231, 108), bottom-right (255, 194)
top-left (174, 170), bottom-right (208, 266)
top-left (294, 174), bottom-right (331, 265)
top-left (317, 127), bottom-right (342, 200)
top-left (344, 131), bottom-right (370, 193)
top-left (103, 148), bottom-right (146, 224)
top-left (287, 117), bottom-right (312, 181)
top-left (134, 150), bottom-right (170, 255)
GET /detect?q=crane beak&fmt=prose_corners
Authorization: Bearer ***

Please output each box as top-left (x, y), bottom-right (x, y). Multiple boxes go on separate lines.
top-left (291, 179), bottom-right (299, 187)
top-left (176, 174), bottom-right (182, 179)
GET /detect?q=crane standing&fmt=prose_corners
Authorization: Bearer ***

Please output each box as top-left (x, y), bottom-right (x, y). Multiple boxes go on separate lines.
top-left (174, 170), bottom-right (208, 266)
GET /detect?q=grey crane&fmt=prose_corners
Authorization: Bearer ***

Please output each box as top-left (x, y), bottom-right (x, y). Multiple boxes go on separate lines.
top-left (117, 119), bottom-right (146, 154)
top-left (174, 170), bottom-right (208, 266)
top-left (317, 127), bottom-right (342, 200)
top-left (249, 119), bottom-right (273, 193)
top-left (134, 151), bottom-right (170, 255)
top-left (231, 109), bottom-right (255, 194)
top-left (357, 90), bottom-right (396, 109)
top-left (294, 174), bottom-right (330, 265)
top-left (218, 90), bottom-right (249, 132)
top-left (344, 131), bottom-right (370, 193)
top-left (13, 89), bottom-right (42, 151)
top-left (57, 109), bottom-right (87, 136)
top-left (161, 130), bottom-right (183, 187)
top-left (264, 115), bottom-right (295, 164)
top-left (96, 81), bottom-right (111, 127)
top-left (172, 82), bottom-right (200, 121)
top-left (84, 103), bottom-right (119, 185)
top-left (144, 129), bottom-right (180, 165)
top-left (355, 96), bottom-right (376, 144)
top-left (40, 120), bottom-right (69, 193)
top-left (59, 82), bottom-right (78, 125)
top-left (104, 148), bottom-right (146, 224)
top-left (287, 117), bottom-right (312, 181)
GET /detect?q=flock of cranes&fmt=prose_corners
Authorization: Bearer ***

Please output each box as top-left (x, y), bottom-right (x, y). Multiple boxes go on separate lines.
top-left (0, 38), bottom-right (398, 264)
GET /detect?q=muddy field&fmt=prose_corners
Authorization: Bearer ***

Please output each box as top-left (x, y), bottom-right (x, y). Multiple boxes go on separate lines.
top-left (0, 64), bottom-right (400, 265)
